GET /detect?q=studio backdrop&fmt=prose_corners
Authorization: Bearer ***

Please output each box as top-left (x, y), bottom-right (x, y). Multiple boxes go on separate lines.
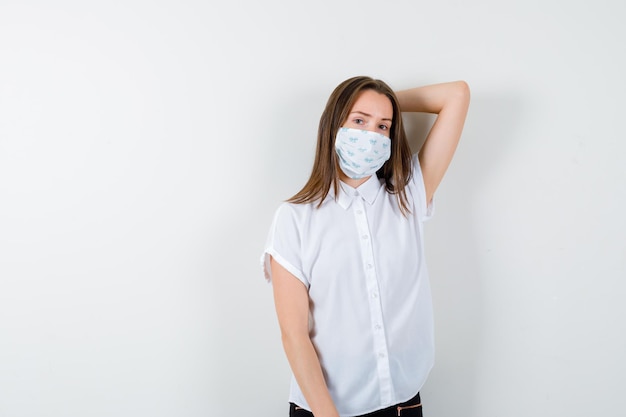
top-left (0, 1), bottom-right (624, 416)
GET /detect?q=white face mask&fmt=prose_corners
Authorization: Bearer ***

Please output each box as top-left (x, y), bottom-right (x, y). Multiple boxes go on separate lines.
top-left (335, 127), bottom-right (391, 179)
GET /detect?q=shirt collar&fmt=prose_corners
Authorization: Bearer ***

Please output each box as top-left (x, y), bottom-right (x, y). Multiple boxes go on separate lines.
top-left (333, 175), bottom-right (383, 210)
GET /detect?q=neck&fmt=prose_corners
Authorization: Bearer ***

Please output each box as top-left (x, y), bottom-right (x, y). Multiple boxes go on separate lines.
top-left (339, 173), bottom-right (371, 189)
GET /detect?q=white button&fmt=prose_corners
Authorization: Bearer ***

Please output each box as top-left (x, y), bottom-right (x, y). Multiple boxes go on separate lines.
top-left (356, 209), bottom-right (363, 215)
top-left (362, 235), bottom-right (369, 240)
top-left (378, 352), bottom-right (385, 358)
top-left (375, 324), bottom-right (382, 330)
top-left (371, 292), bottom-right (378, 299)
top-left (366, 263), bottom-right (373, 269)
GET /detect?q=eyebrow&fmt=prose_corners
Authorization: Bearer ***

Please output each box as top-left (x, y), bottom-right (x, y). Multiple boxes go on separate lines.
top-left (350, 110), bottom-right (393, 122)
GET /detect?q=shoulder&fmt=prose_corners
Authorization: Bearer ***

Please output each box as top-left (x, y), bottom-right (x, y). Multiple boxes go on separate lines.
top-left (269, 201), bottom-right (315, 231)
top-left (274, 200), bottom-right (311, 219)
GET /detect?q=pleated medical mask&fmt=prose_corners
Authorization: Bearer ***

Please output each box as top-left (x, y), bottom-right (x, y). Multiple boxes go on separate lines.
top-left (335, 127), bottom-right (391, 179)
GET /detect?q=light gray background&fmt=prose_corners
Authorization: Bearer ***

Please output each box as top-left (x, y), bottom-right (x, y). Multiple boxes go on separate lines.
top-left (1, 1), bottom-right (624, 416)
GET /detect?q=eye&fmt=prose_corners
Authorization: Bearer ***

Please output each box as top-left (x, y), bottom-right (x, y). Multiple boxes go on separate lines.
top-left (354, 118), bottom-right (364, 125)
top-left (379, 124), bottom-right (389, 131)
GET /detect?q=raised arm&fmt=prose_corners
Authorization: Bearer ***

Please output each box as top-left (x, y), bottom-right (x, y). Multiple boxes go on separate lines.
top-left (270, 257), bottom-right (340, 417)
top-left (395, 81), bottom-right (470, 203)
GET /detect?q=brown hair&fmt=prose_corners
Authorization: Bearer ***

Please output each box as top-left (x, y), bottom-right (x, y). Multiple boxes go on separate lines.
top-left (288, 76), bottom-right (413, 215)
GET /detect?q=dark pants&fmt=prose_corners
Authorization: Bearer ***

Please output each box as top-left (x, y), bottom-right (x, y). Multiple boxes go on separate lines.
top-left (289, 392), bottom-right (422, 417)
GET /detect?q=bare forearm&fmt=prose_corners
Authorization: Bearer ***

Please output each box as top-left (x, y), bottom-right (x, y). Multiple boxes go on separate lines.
top-left (396, 80), bottom-right (470, 114)
top-left (282, 334), bottom-right (339, 417)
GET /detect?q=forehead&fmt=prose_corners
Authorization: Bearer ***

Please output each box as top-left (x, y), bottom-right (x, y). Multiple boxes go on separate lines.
top-left (349, 89), bottom-right (393, 118)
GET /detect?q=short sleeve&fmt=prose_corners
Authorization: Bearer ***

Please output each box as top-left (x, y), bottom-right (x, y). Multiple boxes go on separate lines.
top-left (260, 203), bottom-right (310, 287)
top-left (409, 154), bottom-right (435, 222)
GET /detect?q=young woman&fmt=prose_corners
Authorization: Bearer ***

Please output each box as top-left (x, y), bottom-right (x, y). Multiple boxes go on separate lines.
top-left (262, 76), bottom-right (470, 417)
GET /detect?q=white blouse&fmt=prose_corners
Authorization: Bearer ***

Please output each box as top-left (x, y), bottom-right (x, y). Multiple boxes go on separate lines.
top-left (262, 155), bottom-right (435, 417)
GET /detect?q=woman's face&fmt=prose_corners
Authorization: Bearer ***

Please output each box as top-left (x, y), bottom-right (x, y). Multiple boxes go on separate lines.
top-left (342, 89), bottom-right (393, 137)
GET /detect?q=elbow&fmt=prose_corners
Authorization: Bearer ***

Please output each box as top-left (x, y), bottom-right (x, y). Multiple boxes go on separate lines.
top-left (449, 80), bottom-right (470, 110)
top-left (280, 329), bottom-right (313, 358)
top-left (280, 327), bottom-right (310, 348)
top-left (455, 80), bottom-right (471, 100)
top-left (458, 81), bottom-right (471, 103)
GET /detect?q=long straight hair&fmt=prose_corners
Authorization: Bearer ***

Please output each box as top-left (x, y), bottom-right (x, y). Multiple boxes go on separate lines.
top-left (288, 76), bottom-right (413, 215)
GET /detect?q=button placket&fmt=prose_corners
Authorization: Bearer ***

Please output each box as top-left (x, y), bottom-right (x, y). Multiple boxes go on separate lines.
top-left (352, 196), bottom-right (393, 404)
